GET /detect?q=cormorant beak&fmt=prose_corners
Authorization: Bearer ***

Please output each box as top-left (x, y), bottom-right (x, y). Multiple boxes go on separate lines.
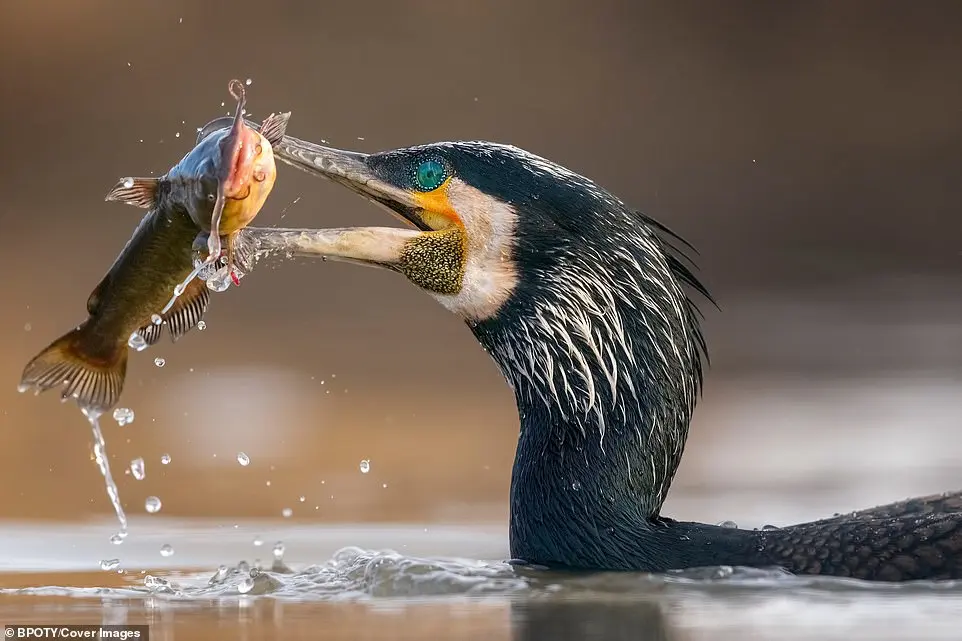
top-left (272, 136), bottom-right (429, 231)
top-left (236, 136), bottom-right (431, 272)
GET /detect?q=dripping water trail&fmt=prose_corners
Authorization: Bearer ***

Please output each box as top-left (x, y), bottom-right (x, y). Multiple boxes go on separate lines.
top-left (81, 407), bottom-right (128, 541)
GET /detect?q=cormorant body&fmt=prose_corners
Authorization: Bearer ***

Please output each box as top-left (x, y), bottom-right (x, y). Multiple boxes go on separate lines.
top-left (260, 135), bottom-right (962, 581)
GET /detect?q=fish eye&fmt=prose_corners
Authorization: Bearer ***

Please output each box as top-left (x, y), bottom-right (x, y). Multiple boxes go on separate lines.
top-left (414, 158), bottom-right (447, 192)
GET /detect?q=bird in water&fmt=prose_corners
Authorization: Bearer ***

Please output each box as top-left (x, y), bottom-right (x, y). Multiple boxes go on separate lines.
top-left (236, 136), bottom-right (962, 582)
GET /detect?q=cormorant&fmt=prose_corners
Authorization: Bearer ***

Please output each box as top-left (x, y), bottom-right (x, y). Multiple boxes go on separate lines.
top-left (235, 134), bottom-right (962, 582)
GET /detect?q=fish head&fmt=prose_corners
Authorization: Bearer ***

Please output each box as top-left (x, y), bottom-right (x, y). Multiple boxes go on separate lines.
top-left (168, 80), bottom-right (278, 235)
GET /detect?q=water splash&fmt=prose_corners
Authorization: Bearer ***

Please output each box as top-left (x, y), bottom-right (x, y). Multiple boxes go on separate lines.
top-left (81, 408), bottom-right (128, 541)
top-left (130, 458), bottom-right (145, 481)
top-left (206, 266), bottom-right (234, 293)
top-left (144, 575), bottom-right (172, 592)
top-left (158, 262), bottom-right (207, 316)
top-left (100, 559), bottom-right (120, 571)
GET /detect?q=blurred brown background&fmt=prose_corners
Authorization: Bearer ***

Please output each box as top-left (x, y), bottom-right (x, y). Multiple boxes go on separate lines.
top-left (0, 0), bottom-right (960, 527)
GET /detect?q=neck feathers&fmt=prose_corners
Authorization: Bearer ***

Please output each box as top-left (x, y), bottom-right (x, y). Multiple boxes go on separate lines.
top-left (473, 204), bottom-right (709, 517)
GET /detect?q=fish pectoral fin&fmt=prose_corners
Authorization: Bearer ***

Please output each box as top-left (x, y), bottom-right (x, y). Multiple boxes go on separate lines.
top-left (259, 112), bottom-right (292, 147)
top-left (104, 177), bottom-right (160, 208)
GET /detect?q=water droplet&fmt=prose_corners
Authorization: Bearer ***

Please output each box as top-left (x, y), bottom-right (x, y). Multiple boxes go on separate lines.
top-left (206, 267), bottom-right (233, 292)
top-left (112, 407), bottom-right (135, 426)
top-left (220, 101), bottom-right (225, 107)
top-left (23, 322), bottom-right (31, 331)
top-left (173, 282), bottom-right (186, 296)
top-left (359, 459), bottom-right (370, 474)
top-left (145, 496), bottom-right (162, 513)
top-left (160, 454), bottom-right (171, 465)
top-left (571, 481), bottom-right (582, 491)
top-left (109, 534), bottom-right (124, 545)
top-left (154, 357), bottom-right (166, 368)
top-left (236, 452), bottom-right (250, 466)
top-left (273, 542), bottom-right (285, 559)
top-left (298, 495), bottom-right (305, 502)
top-left (122, 177), bottom-right (134, 188)
top-left (127, 332), bottom-right (148, 352)
top-left (151, 314), bottom-right (163, 326)
top-left (253, 536), bottom-right (263, 547)
top-left (237, 577), bottom-right (254, 594)
top-left (718, 520), bottom-right (738, 529)
top-left (245, 78), bottom-right (252, 86)
top-left (130, 457), bottom-right (145, 481)
top-left (100, 559), bottom-right (120, 571)
top-left (174, 132), bottom-right (180, 138)
top-left (197, 321), bottom-right (206, 331)
top-left (281, 507), bottom-right (293, 518)
top-left (159, 544), bottom-right (174, 557)
top-left (381, 483), bottom-right (388, 489)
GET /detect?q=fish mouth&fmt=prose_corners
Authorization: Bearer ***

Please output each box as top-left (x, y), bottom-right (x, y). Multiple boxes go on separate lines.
top-left (271, 136), bottom-right (430, 232)
top-left (220, 122), bottom-right (262, 201)
top-left (226, 184), bottom-right (252, 201)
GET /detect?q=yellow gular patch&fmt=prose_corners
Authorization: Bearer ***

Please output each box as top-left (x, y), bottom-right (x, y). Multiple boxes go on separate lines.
top-left (411, 178), bottom-right (464, 229)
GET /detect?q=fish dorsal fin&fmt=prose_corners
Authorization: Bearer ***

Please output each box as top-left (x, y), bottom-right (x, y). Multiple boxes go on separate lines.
top-left (134, 277), bottom-right (211, 346)
top-left (194, 111), bottom-right (291, 146)
top-left (258, 112), bottom-right (291, 147)
top-left (105, 177), bottom-right (160, 209)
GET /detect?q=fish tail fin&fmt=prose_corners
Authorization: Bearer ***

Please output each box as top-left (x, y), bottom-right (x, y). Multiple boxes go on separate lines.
top-left (19, 323), bottom-right (128, 412)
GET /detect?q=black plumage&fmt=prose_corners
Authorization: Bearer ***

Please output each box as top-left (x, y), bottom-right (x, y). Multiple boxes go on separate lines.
top-left (267, 138), bottom-right (962, 581)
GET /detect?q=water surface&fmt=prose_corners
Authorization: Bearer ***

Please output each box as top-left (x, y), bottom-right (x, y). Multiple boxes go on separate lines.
top-left (2, 519), bottom-right (961, 640)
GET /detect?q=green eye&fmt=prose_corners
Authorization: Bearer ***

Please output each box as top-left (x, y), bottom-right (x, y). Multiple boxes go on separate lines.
top-left (415, 159), bottom-right (447, 191)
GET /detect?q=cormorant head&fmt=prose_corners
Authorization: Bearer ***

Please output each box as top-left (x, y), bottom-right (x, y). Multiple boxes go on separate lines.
top-left (273, 138), bottom-right (712, 513)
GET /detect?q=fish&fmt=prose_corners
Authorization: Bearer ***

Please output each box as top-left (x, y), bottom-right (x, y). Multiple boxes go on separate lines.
top-left (19, 80), bottom-right (290, 412)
